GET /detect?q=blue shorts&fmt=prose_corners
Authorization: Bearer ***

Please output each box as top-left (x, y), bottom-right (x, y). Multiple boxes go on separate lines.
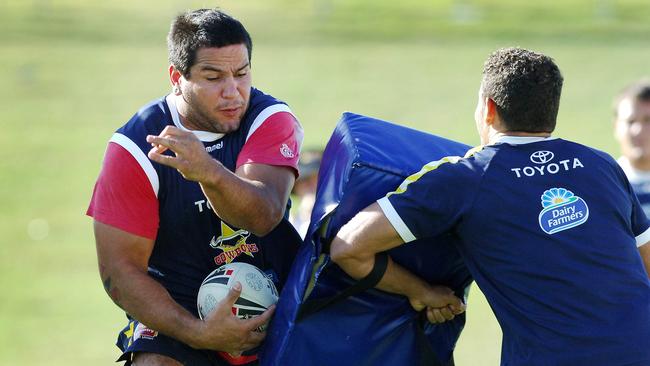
top-left (116, 319), bottom-right (258, 366)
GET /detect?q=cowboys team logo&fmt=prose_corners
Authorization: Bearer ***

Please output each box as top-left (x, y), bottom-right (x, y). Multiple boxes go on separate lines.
top-left (210, 221), bottom-right (259, 265)
top-left (538, 188), bottom-right (589, 234)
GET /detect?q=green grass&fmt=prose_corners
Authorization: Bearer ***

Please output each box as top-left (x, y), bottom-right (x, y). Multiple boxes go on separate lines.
top-left (1, 0), bottom-right (649, 364)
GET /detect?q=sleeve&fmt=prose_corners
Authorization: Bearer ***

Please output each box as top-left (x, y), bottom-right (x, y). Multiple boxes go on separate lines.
top-left (612, 160), bottom-right (650, 247)
top-left (86, 142), bottom-right (159, 239)
top-left (377, 156), bottom-right (470, 243)
top-left (630, 187), bottom-right (650, 247)
top-left (236, 109), bottom-right (303, 177)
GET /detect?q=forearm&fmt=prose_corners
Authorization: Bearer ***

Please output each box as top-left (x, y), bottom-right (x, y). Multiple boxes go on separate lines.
top-left (102, 262), bottom-right (205, 348)
top-left (335, 252), bottom-right (435, 300)
top-left (330, 203), bottom-right (462, 314)
top-left (199, 160), bottom-right (283, 235)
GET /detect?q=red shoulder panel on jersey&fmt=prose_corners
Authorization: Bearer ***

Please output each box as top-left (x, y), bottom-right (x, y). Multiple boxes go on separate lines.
top-left (236, 111), bottom-right (302, 176)
top-left (87, 142), bottom-right (159, 239)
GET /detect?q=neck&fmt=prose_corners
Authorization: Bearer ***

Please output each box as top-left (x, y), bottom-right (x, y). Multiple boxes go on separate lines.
top-left (628, 156), bottom-right (650, 172)
top-left (173, 95), bottom-right (197, 130)
top-left (487, 130), bottom-right (551, 145)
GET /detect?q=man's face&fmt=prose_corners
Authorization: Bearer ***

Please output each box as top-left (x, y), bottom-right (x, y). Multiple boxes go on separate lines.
top-left (178, 44), bottom-right (252, 133)
top-left (474, 84), bottom-right (490, 145)
top-left (615, 97), bottom-right (650, 167)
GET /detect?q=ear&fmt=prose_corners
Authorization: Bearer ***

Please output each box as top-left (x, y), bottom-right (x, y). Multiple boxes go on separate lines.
top-left (169, 65), bottom-right (182, 88)
top-left (485, 98), bottom-right (498, 127)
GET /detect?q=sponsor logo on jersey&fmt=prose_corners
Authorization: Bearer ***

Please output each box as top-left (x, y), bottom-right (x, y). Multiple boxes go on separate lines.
top-left (205, 141), bottom-right (224, 152)
top-left (538, 188), bottom-right (589, 234)
top-left (280, 143), bottom-right (295, 158)
top-left (511, 151), bottom-right (584, 178)
top-left (211, 222), bottom-right (259, 265)
top-left (530, 150), bottom-right (554, 164)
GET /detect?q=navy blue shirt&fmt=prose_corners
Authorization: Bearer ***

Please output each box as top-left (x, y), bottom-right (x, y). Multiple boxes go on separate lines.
top-left (380, 136), bottom-right (650, 366)
top-left (92, 88), bottom-right (302, 313)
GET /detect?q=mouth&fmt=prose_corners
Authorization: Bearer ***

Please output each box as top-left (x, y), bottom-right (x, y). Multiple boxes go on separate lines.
top-left (219, 105), bottom-right (242, 118)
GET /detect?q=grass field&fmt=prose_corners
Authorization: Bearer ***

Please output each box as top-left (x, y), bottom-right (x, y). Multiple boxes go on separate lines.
top-left (1, 0), bottom-right (649, 364)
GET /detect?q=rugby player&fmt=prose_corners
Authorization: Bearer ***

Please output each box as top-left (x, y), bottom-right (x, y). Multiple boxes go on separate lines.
top-left (331, 47), bottom-right (650, 365)
top-left (614, 79), bottom-right (650, 216)
top-left (87, 9), bottom-right (302, 366)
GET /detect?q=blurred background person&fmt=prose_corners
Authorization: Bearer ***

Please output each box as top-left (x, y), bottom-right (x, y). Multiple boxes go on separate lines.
top-left (614, 79), bottom-right (650, 215)
top-left (290, 149), bottom-right (323, 238)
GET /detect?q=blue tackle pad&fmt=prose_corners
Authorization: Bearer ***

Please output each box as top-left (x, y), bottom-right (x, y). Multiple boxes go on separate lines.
top-left (260, 112), bottom-right (473, 366)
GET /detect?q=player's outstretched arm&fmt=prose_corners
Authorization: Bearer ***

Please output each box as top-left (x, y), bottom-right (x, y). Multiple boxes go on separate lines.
top-left (93, 221), bottom-right (268, 353)
top-left (330, 203), bottom-right (465, 323)
top-left (640, 241), bottom-right (650, 279)
top-left (146, 126), bottom-right (293, 236)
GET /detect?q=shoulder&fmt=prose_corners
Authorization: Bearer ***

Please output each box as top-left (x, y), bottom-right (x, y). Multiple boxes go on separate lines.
top-left (245, 88), bottom-right (297, 124)
top-left (249, 87), bottom-right (286, 107)
top-left (120, 97), bottom-right (172, 136)
top-left (116, 96), bottom-right (173, 151)
top-left (240, 88), bottom-right (301, 141)
top-left (552, 139), bottom-right (617, 164)
top-left (395, 154), bottom-right (481, 194)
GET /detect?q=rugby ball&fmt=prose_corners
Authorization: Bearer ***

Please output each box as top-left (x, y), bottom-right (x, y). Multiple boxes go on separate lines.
top-left (197, 262), bottom-right (279, 323)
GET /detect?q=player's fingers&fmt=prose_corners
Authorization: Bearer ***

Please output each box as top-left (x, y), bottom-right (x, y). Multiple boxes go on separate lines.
top-left (449, 301), bottom-right (467, 315)
top-left (159, 125), bottom-right (186, 137)
top-left (438, 306), bottom-right (455, 321)
top-left (222, 282), bottom-right (242, 308)
top-left (246, 304), bottom-right (275, 331)
top-left (241, 330), bottom-right (266, 351)
top-left (150, 143), bottom-right (168, 154)
top-left (148, 149), bottom-right (179, 169)
top-left (449, 298), bottom-right (466, 315)
top-left (427, 308), bottom-right (446, 324)
top-left (146, 135), bottom-right (180, 151)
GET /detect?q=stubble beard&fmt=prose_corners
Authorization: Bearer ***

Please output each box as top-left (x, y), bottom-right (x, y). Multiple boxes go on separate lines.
top-left (182, 94), bottom-right (245, 134)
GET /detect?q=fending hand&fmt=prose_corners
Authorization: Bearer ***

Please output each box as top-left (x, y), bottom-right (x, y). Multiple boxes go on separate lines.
top-left (146, 126), bottom-right (218, 183)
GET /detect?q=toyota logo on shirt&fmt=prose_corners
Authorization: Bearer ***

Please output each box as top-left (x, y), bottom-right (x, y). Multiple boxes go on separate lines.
top-left (530, 151), bottom-right (554, 164)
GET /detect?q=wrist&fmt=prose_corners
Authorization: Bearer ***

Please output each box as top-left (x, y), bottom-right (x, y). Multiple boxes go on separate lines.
top-left (180, 317), bottom-right (207, 349)
top-left (200, 158), bottom-right (224, 188)
top-left (404, 279), bottom-right (432, 301)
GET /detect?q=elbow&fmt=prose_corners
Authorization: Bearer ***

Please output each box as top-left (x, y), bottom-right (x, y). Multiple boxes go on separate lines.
top-left (329, 238), bottom-right (348, 265)
top-left (330, 237), bottom-right (361, 273)
top-left (330, 224), bottom-right (359, 265)
top-left (249, 205), bottom-right (284, 237)
top-left (330, 239), bottom-right (367, 280)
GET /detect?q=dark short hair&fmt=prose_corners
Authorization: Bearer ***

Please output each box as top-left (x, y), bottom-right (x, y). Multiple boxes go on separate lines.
top-left (613, 79), bottom-right (650, 117)
top-left (297, 148), bottom-right (323, 180)
top-left (167, 9), bottom-right (252, 77)
top-left (481, 47), bottom-right (563, 133)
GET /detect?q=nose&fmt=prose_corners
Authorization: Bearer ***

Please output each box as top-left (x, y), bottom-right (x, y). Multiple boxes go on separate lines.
top-left (222, 76), bottom-right (238, 99)
top-left (630, 121), bottom-right (645, 136)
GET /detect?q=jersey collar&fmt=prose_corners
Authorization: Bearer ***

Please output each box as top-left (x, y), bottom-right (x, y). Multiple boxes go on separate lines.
top-left (617, 156), bottom-right (650, 182)
top-left (165, 94), bottom-right (225, 142)
top-left (491, 135), bottom-right (557, 145)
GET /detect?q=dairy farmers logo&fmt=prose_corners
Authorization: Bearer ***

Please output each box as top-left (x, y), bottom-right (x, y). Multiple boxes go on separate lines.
top-left (210, 221), bottom-right (259, 265)
top-left (530, 150), bottom-right (554, 164)
top-left (538, 188), bottom-right (589, 234)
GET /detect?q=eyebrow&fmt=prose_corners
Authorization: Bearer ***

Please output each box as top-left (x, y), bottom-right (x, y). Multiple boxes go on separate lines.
top-left (200, 63), bottom-right (250, 73)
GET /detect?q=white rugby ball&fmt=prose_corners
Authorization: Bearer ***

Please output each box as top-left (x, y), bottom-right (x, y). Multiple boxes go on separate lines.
top-left (197, 262), bottom-right (279, 322)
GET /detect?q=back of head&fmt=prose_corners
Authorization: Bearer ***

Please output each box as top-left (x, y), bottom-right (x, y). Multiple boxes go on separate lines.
top-left (297, 149), bottom-right (323, 181)
top-left (167, 9), bottom-right (252, 77)
top-left (482, 47), bottom-right (563, 133)
top-left (613, 79), bottom-right (650, 117)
